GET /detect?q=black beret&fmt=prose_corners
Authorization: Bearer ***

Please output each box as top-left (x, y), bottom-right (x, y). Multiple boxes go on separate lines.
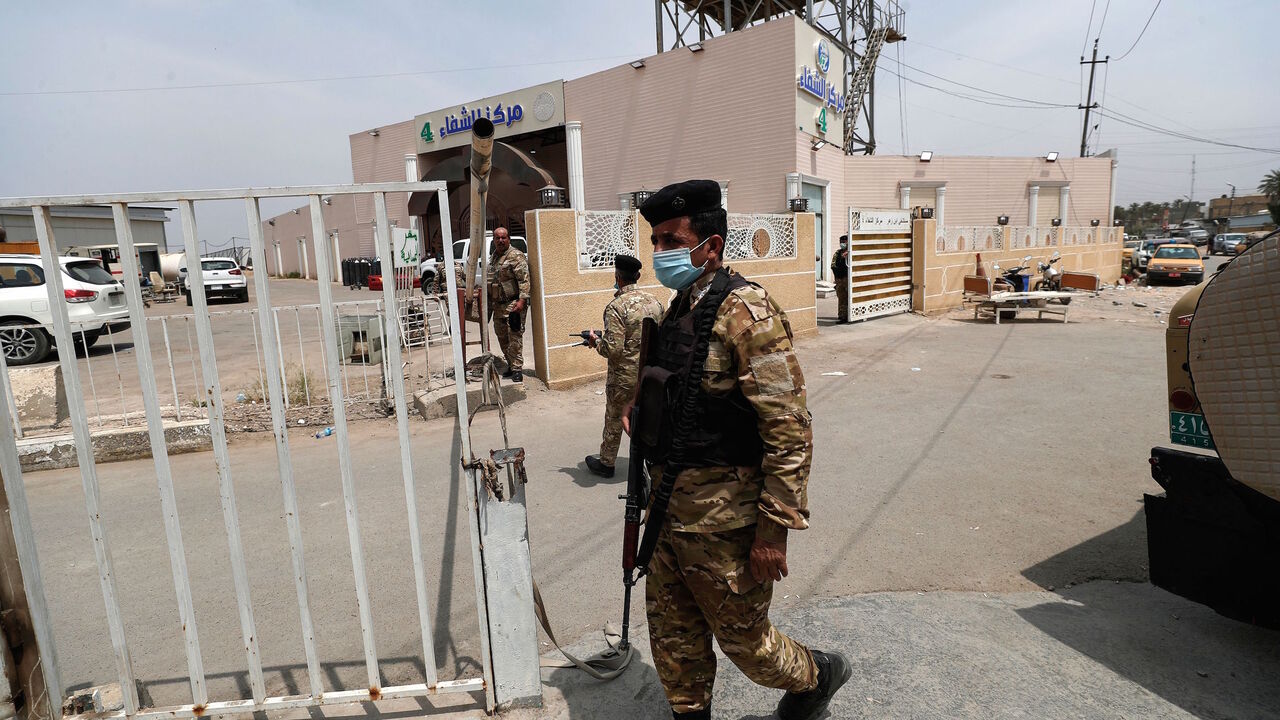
top-left (614, 254), bottom-right (642, 273)
top-left (639, 179), bottom-right (722, 227)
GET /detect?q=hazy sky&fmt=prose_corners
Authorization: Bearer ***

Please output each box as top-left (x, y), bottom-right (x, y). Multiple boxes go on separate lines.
top-left (2, 0), bottom-right (1277, 247)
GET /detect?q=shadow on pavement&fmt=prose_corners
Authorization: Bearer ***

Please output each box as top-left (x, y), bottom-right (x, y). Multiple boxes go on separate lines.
top-left (1016, 582), bottom-right (1280, 719)
top-left (1018, 516), bottom-right (1280, 719)
top-left (1021, 510), bottom-right (1149, 590)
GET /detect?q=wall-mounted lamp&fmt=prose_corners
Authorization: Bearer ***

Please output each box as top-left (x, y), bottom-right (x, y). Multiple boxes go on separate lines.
top-left (997, 215), bottom-right (1009, 226)
top-left (630, 59), bottom-right (646, 69)
top-left (811, 139), bottom-right (827, 151)
top-left (369, 129), bottom-right (380, 137)
top-left (540, 184), bottom-right (568, 208)
top-left (1045, 151), bottom-right (1059, 162)
top-left (688, 42), bottom-right (704, 52)
top-left (267, 219), bottom-right (275, 227)
top-left (1051, 218), bottom-right (1062, 227)
top-left (919, 150), bottom-right (933, 162)
top-left (1114, 219), bottom-right (1123, 226)
top-left (292, 208), bottom-right (299, 215)
top-left (322, 197), bottom-right (332, 206)
top-left (917, 207), bottom-right (934, 219)
top-left (1090, 218), bottom-right (1100, 227)
top-left (788, 197), bottom-right (810, 212)
top-left (631, 189), bottom-right (653, 208)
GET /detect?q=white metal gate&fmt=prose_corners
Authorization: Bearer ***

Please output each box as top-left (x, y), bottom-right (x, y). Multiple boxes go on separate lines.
top-left (844, 207), bottom-right (914, 321)
top-left (0, 183), bottom-right (520, 719)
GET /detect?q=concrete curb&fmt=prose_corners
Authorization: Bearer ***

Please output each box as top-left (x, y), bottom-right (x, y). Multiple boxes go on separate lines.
top-left (17, 420), bottom-right (212, 472)
top-left (412, 380), bottom-right (529, 421)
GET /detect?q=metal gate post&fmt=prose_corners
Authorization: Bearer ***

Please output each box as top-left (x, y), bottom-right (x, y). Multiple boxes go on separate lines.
top-left (0, 362), bottom-right (60, 720)
top-left (439, 189), bottom-right (542, 710)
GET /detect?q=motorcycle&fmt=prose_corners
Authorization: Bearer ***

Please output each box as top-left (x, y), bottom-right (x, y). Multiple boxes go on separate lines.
top-left (992, 255), bottom-right (1034, 293)
top-left (1033, 251), bottom-right (1071, 305)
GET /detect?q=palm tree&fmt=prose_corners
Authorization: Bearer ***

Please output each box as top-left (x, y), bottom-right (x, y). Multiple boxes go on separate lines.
top-left (1259, 169), bottom-right (1280, 199)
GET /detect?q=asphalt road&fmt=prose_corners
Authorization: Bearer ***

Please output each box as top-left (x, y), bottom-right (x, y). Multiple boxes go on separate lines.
top-left (27, 285), bottom-right (1229, 712)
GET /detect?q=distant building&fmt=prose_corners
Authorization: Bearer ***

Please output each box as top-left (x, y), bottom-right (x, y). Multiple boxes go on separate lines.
top-left (1227, 212), bottom-right (1276, 233)
top-left (1208, 193), bottom-right (1269, 220)
top-left (0, 205), bottom-right (171, 278)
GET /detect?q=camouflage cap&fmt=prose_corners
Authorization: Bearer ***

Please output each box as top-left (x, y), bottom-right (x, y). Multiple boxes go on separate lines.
top-left (639, 179), bottom-right (722, 227)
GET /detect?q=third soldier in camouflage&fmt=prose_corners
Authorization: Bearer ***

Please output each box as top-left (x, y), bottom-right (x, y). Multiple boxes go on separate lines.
top-left (630, 180), bottom-right (850, 720)
top-left (585, 254), bottom-right (664, 478)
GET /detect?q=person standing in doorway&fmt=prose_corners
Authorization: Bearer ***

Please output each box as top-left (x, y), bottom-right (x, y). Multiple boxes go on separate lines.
top-left (831, 234), bottom-right (850, 323)
top-left (484, 227), bottom-right (529, 381)
top-left (629, 180), bottom-right (849, 720)
top-left (584, 254), bottom-right (663, 478)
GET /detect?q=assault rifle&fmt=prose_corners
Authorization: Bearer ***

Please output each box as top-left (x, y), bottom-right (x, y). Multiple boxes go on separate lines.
top-left (618, 318), bottom-right (659, 652)
top-left (570, 330), bottom-right (605, 347)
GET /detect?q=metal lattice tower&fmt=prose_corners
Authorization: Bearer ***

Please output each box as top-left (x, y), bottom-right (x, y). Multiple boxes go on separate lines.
top-left (654, 0), bottom-right (905, 155)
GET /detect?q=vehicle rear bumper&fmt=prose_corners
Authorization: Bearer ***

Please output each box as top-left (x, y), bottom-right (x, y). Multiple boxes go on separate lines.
top-left (1148, 270), bottom-right (1203, 283)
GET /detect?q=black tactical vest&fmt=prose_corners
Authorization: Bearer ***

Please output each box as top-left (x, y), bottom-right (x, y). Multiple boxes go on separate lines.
top-left (649, 269), bottom-right (765, 468)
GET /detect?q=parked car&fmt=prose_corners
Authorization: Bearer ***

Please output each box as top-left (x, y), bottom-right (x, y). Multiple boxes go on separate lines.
top-left (1133, 238), bottom-right (1174, 272)
top-left (1145, 244), bottom-right (1205, 285)
top-left (1122, 238), bottom-right (1143, 272)
top-left (1235, 230), bottom-right (1275, 254)
top-left (179, 258), bottom-right (249, 305)
top-left (0, 254), bottom-right (132, 366)
top-left (366, 270), bottom-right (421, 292)
top-left (1185, 228), bottom-right (1209, 246)
top-left (1211, 233), bottom-right (1246, 255)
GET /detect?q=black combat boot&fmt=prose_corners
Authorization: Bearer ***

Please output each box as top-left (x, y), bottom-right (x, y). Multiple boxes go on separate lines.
top-left (672, 706), bottom-right (710, 719)
top-left (776, 649), bottom-right (851, 720)
top-left (584, 455), bottom-right (615, 478)
top-left (511, 370), bottom-right (524, 383)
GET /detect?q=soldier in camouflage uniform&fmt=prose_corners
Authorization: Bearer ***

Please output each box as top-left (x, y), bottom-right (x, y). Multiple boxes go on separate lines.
top-left (584, 254), bottom-right (664, 478)
top-left (484, 227), bottom-right (530, 381)
top-left (630, 180), bottom-right (849, 720)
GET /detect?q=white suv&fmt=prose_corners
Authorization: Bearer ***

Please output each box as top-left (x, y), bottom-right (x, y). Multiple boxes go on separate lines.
top-left (0, 255), bottom-right (132, 366)
top-left (179, 257), bottom-right (249, 305)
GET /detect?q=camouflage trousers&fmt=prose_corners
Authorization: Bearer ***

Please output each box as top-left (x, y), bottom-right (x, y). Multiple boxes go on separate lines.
top-left (598, 382), bottom-right (633, 466)
top-left (646, 524), bottom-right (818, 713)
top-left (835, 276), bottom-right (849, 322)
top-left (493, 308), bottom-right (526, 372)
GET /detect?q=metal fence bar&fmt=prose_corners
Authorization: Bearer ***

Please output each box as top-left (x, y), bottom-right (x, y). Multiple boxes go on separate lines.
top-left (184, 319), bottom-right (201, 415)
top-left (308, 194), bottom-right (381, 690)
top-left (438, 188), bottom-right (496, 712)
top-left (178, 200), bottom-right (267, 704)
top-left (373, 192), bottom-right (438, 686)
top-left (160, 318), bottom-right (182, 422)
top-left (250, 311), bottom-right (266, 404)
top-left (0, 349), bottom-right (21, 440)
top-left (244, 197), bottom-right (324, 698)
top-left (272, 310), bottom-right (289, 410)
top-left (0, 365), bottom-right (60, 718)
top-left (0, 181), bottom-right (444, 207)
top-left (293, 308), bottom-right (311, 407)
top-left (78, 325), bottom-right (104, 426)
top-left (112, 203), bottom-right (208, 707)
top-left (31, 205), bottom-right (141, 714)
top-left (104, 323), bottom-right (128, 425)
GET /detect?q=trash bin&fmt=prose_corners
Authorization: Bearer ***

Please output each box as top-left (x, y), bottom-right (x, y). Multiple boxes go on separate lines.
top-left (342, 257), bottom-right (376, 289)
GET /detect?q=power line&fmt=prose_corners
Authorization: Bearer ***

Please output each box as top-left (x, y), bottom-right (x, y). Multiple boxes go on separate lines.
top-left (0, 53), bottom-right (640, 97)
top-left (1113, 0), bottom-right (1163, 61)
top-left (896, 59), bottom-right (1074, 107)
top-left (1080, 0), bottom-right (1099, 57)
top-left (1096, 0), bottom-right (1113, 40)
top-left (1098, 108), bottom-right (1280, 154)
top-left (877, 65), bottom-right (1071, 110)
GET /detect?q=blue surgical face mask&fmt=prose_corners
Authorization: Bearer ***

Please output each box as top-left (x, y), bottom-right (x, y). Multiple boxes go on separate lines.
top-left (653, 237), bottom-right (710, 290)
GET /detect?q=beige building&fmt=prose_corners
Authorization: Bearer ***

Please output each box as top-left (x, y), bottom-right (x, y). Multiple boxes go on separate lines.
top-left (264, 13), bottom-right (1119, 307)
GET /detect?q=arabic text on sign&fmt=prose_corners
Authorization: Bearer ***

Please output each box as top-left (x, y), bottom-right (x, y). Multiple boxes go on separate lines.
top-left (437, 102), bottom-right (525, 140)
top-left (797, 66), bottom-right (847, 115)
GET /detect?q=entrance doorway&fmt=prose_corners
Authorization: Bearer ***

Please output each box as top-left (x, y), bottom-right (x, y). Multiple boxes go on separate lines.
top-left (801, 182), bottom-right (825, 278)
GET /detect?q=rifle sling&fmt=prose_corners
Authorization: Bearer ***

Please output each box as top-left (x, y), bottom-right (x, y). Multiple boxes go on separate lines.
top-left (633, 269), bottom-right (733, 575)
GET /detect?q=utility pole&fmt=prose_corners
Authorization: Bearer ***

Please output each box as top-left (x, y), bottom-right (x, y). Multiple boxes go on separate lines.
top-left (1079, 39), bottom-right (1109, 157)
top-left (1189, 155), bottom-right (1196, 211)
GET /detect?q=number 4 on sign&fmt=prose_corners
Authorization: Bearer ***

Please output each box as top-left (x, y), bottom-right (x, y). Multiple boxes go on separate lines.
top-left (816, 107), bottom-right (827, 135)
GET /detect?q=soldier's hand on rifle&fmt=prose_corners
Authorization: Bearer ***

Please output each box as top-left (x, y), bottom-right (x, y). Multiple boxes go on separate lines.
top-left (513, 298), bottom-right (527, 313)
top-left (586, 330), bottom-right (599, 349)
top-left (750, 534), bottom-right (789, 583)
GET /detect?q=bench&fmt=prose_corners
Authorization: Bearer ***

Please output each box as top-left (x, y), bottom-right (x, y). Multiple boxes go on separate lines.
top-left (962, 274), bottom-right (1074, 324)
